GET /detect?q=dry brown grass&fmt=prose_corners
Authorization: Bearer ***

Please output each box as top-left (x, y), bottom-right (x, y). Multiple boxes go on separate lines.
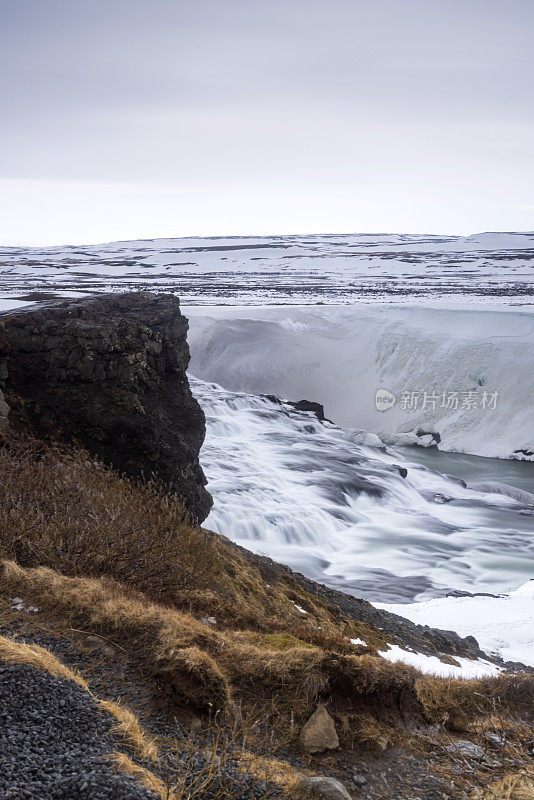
top-left (99, 700), bottom-right (159, 762)
top-left (483, 773), bottom-right (534, 800)
top-left (110, 752), bottom-right (179, 800)
top-left (0, 634), bottom-right (89, 690)
top-left (0, 437), bottom-right (217, 598)
top-left (237, 752), bottom-right (302, 793)
top-left (2, 560), bottom-right (232, 711)
top-left (0, 437), bottom-right (385, 649)
top-left (415, 673), bottom-right (534, 723)
top-left (1, 559), bottom-right (421, 720)
top-left (6, 557), bottom-right (528, 736)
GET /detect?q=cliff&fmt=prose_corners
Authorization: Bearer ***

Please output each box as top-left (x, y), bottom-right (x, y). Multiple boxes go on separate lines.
top-left (0, 292), bottom-right (212, 522)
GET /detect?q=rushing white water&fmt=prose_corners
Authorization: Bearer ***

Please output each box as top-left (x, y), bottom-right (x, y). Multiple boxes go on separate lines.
top-left (186, 304), bottom-right (534, 460)
top-left (192, 376), bottom-right (534, 604)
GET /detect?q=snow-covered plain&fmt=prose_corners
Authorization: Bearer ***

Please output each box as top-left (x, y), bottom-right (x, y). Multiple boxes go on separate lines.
top-left (1, 231), bottom-right (533, 306)
top-left (186, 304), bottom-right (534, 460)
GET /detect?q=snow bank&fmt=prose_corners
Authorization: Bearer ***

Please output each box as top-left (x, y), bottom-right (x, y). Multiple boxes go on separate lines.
top-left (186, 304), bottom-right (534, 460)
top-left (375, 580), bottom-right (534, 667)
top-left (377, 644), bottom-right (501, 678)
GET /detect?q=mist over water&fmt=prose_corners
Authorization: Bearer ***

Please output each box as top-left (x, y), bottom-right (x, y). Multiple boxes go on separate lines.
top-left (191, 376), bottom-right (534, 604)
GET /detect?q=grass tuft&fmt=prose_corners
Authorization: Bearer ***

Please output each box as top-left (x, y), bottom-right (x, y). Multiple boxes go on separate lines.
top-left (0, 634), bottom-right (89, 690)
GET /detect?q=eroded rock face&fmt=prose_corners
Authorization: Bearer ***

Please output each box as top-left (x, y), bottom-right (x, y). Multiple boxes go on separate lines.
top-left (0, 292), bottom-right (212, 522)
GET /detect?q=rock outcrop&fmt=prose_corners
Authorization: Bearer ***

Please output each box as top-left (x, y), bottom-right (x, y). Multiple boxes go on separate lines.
top-left (0, 292), bottom-right (212, 522)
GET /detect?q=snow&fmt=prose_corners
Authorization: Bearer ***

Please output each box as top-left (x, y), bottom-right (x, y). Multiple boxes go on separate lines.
top-left (293, 603), bottom-right (307, 614)
top-left (186, 304), bottom-right (534, 460)
top-left (0, 231), bottom-right (533, 306)
top-left (350, 638), bottom-right (367, 647)
top-left (0, 298), bottom-right (33, 312)
top-left (375, 580), bottom-right (534, 666)
top-left (378, 644), bottom-right (502, 678)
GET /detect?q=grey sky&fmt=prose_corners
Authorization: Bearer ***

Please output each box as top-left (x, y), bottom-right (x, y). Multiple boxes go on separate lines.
top-left (0, 0), bottom-right (532, 244)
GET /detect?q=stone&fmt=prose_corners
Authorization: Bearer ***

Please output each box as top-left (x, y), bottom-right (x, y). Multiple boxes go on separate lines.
top-left (352, 773), bottom-right (367, 787)
top-left (202, 748), bottom-right (221, 767)
top-left (349, 429), bottom-right (383, 448)
top-left (299, 705), bottom-right (339, 754)
top-left (287, 399), bottom-right (326, 421)
top-left (484, 731), bottom-right (505, 747)
top-left (0, 389), bottom-right (9, 429)
top-left (0, 292), bottom-right (212, 522)
top-left (300, 776), bottom-right (352, 800)
top-left (370, 734), bottom-right (392, 756)
top-left (446, 740), bottom-right (484, 760)
top-left (445, 710), bottom-right (469, 733)
top-left (83, 635), bottom-right (118, 657)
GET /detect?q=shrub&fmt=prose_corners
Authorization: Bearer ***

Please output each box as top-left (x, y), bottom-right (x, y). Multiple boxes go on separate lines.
top-left (0, 437), bottom-right (217, 599)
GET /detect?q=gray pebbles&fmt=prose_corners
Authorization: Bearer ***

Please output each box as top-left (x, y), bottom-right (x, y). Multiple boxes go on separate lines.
top-left (0, 662), bottom-right (158, 800)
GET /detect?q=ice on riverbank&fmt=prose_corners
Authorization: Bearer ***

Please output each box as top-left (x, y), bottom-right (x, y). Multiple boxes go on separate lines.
top-left (374, 580), bottom-right (534, 667)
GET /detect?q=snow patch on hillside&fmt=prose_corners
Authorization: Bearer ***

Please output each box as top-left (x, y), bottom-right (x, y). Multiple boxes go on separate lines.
top-left (375, 580), bottom-right (534, 666)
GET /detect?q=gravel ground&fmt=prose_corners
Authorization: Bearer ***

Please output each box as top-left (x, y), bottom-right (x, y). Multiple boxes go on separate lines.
top-left (0, 661), bottom-right (158, 800)
top-left (0, 614), bottom-right (520, 800)
top-left (0, 619), bottom-right (287, 800)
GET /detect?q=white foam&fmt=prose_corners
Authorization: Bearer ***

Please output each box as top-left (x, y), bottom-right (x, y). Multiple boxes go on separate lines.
top-left (192, 376), bottom-right (534, 603)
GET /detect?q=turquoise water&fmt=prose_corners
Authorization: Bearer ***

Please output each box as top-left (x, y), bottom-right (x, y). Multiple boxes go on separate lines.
top-left (394, 447), bottom-right (534, 493)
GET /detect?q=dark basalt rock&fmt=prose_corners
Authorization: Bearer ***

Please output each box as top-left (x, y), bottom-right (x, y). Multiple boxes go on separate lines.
top-left (287, 399), bottom-right (327, 421)
top-left (0, 292), bottom-right (212, 523)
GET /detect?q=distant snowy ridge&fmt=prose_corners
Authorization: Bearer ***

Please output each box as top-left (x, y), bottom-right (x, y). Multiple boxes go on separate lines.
top-left (1, 231), bottom-right (533, 306)
top-left (187, 305), bottom-right (534, 460)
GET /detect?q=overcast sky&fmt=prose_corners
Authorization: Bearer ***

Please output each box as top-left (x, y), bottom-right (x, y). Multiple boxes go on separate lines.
top-left (0, 0), bottom-right (532, 245)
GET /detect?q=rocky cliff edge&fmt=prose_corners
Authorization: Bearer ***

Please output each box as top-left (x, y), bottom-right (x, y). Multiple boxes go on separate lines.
top-left (0, 292), bottom-right (212, 522)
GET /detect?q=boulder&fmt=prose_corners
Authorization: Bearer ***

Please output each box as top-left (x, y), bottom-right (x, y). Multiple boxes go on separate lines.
top-left (446, 740), bottom-right (484, 760)
top-left (287, 399), bottom-right (327, 421)
top-left (299, 705), bottom-right (339, 754)
top-left (348, 429), bottom-right (383, 448)
top-left (445, 710), bottom-right (469, 733)
top-left (300, 776), bottom-right (352, 800)
top-left (369, 734), bottom-right (392, 756)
